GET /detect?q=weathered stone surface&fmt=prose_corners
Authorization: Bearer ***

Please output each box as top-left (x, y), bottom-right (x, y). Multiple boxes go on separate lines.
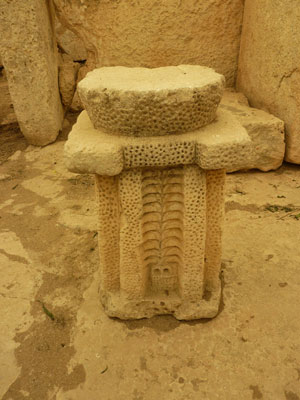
top-left (221, 91), bottom-right (285, 171)
top-left (0, 72), bottom-right (17, 126)
top-left (65, 110), bottom-right (253, 175)
top-left (70, 65), bottom-right (90, 112)
top-left (2, 135), bottom-right (300, 398)
top-left (65, 108), bottom-right (252, 320)
top-left (64, 112), bottom-right (123, 176)
top-left (53, 0), bottom-right (244, 86)
top-left (0, 0), bottom-right (63, 146)
top-left (94, 168), bottom-right (225, 320)
top-left (222, 90), bottom-right (249, 107)
top-left (64, 64), bottom-right (264, 321)
top-left (237, 0), bottom-right (300, 164)
top-left (58, 55), bottom-right (80, 108)
top-left (78, 65), bottom-right (225, 136)
top-left (56, 19), bottom-right (87, 61)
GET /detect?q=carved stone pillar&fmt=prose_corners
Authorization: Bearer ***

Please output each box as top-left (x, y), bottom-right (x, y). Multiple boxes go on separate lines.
top-left (65, 65), bottom-right (255, 319)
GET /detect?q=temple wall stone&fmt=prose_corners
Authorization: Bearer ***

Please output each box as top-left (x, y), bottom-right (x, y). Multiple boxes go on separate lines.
top-left (0, 0), bottom-right (63, 145)
top-left (0, 70), bottom-right (17, 126)
top-left (237, 0), bottom-right (300, 164)
top-left (55, 19), bottom-right (87, 62)
top-left (53, 0), bottom-right (244, 87)
top-left (220, 91), bottom-right (285, 172)
top-left (58, 54), bottom-right (80, 109)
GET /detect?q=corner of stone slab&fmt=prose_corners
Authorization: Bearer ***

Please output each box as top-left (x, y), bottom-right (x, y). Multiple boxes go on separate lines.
top-left (174, 286), bottom-right (222, 321)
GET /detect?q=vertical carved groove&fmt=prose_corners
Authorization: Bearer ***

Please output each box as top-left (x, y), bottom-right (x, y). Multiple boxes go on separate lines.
top-left (141, 167), bottom-right (184, 293)
top-left (95, 175), bottom-right (120, 292)
top-left (180, 165), bottom-right (206, 300)
top-left (205, 169), bottom-right (225, 292)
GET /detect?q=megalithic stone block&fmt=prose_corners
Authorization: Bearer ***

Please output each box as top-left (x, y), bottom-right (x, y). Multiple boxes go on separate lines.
top-left (65, 65), bottom-right (256, 320)
top-left (0, 0), bottom-right (63, 146)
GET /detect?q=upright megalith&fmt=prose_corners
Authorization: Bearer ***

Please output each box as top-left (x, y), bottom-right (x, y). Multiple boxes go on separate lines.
top-left (65, 65), bottom-right (257, 320)
top-left (237, 0), bottom-right (300, 164)
top-left (0, 0), bottom-right (63, 146)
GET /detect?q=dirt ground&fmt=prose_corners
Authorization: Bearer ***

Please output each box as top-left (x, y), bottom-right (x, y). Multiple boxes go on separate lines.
top-left (0, 120), bottom-right (300, 400)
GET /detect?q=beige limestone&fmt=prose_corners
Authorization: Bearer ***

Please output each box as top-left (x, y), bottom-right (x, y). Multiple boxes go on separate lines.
top-left (221, 91), bottom-right (285, 171)
top-left (95, 168), bottom-right (225, 320)
top-left (70, 65), bottom-right (90, 112)
top-left (222, 90), bottom-right (250, 107)
top-left (1, 133), bottom-right (300, 398)
top-left (237, 0), bottom-right (300, 164)
top-left (0, 0), bottom-right (63, 146)
top-left (64, 65), bottom-right (259, 320)
top-left (78, 66), bottom-right (225, 136)
top-left (53, 0), bottom-right (244, 86)
top-left (56, 19), bottom-right (87, 61)
top-left (65, 110), bottom-right (253, 175)
top-left (0, 72), bottom-right (17, 126)
top-left (58, 55), bottom-right (80, 108)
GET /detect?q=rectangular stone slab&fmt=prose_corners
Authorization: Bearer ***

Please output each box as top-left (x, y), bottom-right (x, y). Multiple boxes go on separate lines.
top-left (64, 109), bottom-right (254, 174)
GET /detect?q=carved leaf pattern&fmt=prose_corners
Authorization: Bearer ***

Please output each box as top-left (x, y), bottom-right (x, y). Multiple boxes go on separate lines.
top-left (141, 167), bottom-right (184, 293)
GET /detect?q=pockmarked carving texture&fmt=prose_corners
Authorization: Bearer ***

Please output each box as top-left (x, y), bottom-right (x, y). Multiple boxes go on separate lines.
top-left (64, 65), bottom-right (258, 319)
top-left (78, 65), bottom-right (225, 136)
top-left (95, 166), bottom-right (225, 320)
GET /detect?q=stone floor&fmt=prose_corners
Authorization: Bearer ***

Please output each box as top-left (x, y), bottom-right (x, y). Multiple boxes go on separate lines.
top-left (0, 122), bottom-right (300, 400)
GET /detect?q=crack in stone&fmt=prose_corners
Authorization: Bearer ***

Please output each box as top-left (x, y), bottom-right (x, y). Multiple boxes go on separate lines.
top-left (278, 68), bottom-right (299, 90)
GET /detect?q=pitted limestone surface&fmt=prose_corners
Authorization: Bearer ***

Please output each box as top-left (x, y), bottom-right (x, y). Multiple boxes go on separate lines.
top-left (63, 65), bottom-right (256, 320)
top-left (64, 110), bottom-right (254, 174)
top-left (118, 169), bottom-right (146, 299)
top-left (123, 141), bottom-right (195, 169)
top-left (95, 175), bottom-right (120, 292)
top-left (180, 166), bottom-right (207, 300)
top-left (78, 65), bottom-right (225, 137)
top-left (95, 166), bottom-right (225, 319)
top-left (205, 170), bottom-right (225, 291)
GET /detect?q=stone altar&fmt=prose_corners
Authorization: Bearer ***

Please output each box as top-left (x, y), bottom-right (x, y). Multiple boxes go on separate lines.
top-left (65, 65), bottom-right (255, 319)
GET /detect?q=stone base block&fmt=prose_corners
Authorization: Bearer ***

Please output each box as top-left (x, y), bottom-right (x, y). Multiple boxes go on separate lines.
top-left (101, 282), bottom-right (221, 320)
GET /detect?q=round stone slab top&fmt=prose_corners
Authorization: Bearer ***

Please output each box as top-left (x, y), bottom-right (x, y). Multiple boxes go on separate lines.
top-left (78, 65), bottom-right (225, 137)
